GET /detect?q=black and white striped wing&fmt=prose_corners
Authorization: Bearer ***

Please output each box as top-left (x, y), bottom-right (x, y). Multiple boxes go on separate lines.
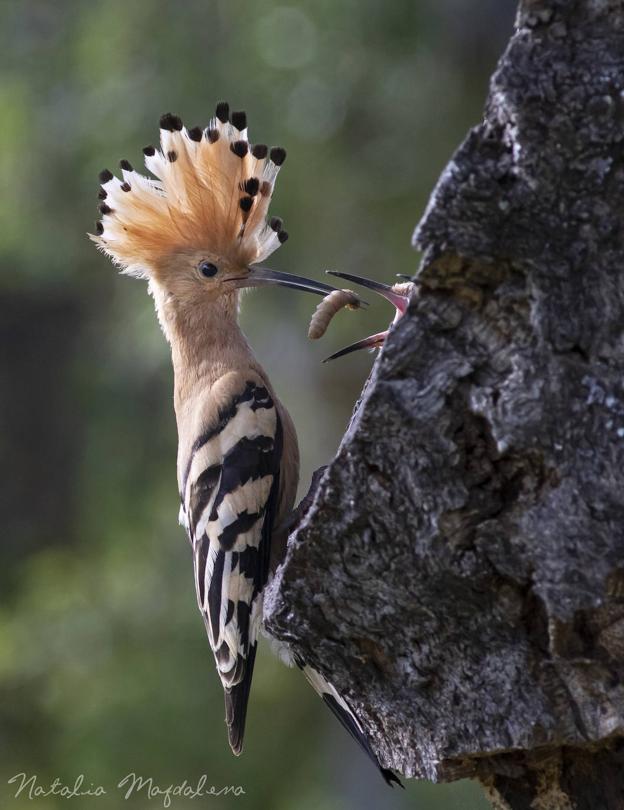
top-left (180, 378), bottom-right (282, 754)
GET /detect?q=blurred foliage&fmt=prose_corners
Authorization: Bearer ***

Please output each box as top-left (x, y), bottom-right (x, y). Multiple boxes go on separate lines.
top-left (1, 0), bottom-right (515, 807)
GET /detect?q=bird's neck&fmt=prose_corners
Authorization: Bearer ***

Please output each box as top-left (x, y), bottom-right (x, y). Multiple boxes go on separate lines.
top-left (151, 283), bottom-right (259, 404)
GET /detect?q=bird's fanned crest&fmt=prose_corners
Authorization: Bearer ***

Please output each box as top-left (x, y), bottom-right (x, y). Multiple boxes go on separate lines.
top-left (90, 103), bottom-right (288, 278)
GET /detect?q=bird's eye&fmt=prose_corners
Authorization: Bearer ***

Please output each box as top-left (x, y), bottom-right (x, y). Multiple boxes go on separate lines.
top-left (199, 261), bottom-right (218, 278)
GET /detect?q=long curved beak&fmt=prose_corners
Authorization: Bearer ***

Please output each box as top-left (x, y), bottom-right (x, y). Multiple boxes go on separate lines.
top-left (232, 265), bottom-right (368, 303)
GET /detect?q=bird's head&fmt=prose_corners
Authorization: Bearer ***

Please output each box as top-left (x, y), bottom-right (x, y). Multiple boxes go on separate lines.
top-left (90, 103), bottom-right (342, 334)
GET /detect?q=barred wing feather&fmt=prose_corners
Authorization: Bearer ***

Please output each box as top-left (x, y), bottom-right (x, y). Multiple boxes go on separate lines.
top-left (180, 376), bottom-right (282, 754)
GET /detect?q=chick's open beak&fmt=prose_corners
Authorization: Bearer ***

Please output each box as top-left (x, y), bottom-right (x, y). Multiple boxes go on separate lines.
top-left (322, 270), bottom-right (414, 362)
top-left (326, 271), bottom-right (409, 313)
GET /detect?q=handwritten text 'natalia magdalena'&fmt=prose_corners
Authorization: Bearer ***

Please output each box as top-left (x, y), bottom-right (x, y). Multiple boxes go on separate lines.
top-left (8, 772), bottom-right (245, 807)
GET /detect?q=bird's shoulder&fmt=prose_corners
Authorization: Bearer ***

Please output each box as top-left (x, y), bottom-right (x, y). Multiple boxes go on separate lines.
top-left (177, 371), bottom-right (276, 501)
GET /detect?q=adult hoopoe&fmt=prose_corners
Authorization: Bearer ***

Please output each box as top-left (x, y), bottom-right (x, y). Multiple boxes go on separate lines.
top-left (90, 103), bottom-right (401, 787)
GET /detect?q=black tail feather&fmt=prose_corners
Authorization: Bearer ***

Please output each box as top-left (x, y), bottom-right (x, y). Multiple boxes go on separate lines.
top-left (224, 643), bottom-right (257, 755)
top-left (321, 693), bottom-right (403, 788)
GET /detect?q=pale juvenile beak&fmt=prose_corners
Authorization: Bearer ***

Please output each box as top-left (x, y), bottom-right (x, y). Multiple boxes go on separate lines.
top-left (322, 270), bottom-right (413, 362)
top-left (233, 265), bottom-right (368, 303)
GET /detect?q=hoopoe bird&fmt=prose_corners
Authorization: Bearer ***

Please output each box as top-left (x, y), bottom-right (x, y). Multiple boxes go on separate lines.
top-left (90, 103), bottom-right (401, 787)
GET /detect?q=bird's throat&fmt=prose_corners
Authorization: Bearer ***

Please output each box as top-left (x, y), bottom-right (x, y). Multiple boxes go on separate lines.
top-left (158, 290), bottom-right (257, 408)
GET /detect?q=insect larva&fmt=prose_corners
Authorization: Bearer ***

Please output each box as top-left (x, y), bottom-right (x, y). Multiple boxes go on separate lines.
top-left (308, 289), bottom-right (361, 340)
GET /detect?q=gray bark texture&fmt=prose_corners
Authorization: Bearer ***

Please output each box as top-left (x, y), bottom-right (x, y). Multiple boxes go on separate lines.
top-left (264, 1), bottom-right (624, 806)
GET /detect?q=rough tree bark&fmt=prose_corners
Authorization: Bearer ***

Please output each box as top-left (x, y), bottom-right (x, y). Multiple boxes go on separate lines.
top-left (265, 1), bottom-right (624, 807)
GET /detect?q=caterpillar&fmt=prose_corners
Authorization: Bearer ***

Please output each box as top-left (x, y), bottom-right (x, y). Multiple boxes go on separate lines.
top-left (308, 289), bottom-right (361, 339)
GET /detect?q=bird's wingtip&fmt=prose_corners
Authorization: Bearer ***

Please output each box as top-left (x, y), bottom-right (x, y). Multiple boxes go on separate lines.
top-left (228, 735), bottom-right (244, 756)
top-left (223, 643), bottom-right (258, 758)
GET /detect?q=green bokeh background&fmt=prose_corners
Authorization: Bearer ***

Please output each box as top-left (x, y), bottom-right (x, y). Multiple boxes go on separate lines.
top-left (1, 1), bottom-right (515, 807)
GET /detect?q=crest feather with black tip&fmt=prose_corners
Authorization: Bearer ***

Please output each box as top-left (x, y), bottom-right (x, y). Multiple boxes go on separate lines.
top-left (90, 102), bottom-right (288, 278)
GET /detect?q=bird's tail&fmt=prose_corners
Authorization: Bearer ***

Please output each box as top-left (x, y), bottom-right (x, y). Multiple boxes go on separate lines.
top-left (295, 657), bottom-right (403, 788)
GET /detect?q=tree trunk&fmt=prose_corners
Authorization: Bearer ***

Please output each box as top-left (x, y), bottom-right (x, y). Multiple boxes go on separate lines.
top-left (264, 1), bottom-right (624, 806)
